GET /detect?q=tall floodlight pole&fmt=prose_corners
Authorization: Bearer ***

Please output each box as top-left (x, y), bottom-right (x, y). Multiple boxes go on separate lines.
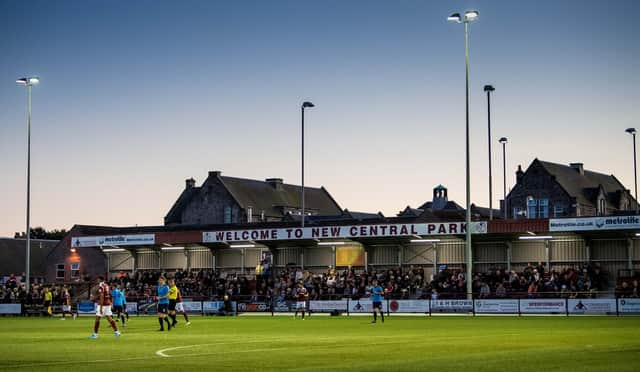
top-left (448, 10), bottom-right (478, 300)
top-left (626, 128), bottom-right (638, 214)
top-left (301, 101), bottom-right (315, 227)
top-left (499, 137), bottom-right (508, 218)
top-left (484, 85), bottom-right (495, 220)
top-left (16, 76), bottom-right (40, 294)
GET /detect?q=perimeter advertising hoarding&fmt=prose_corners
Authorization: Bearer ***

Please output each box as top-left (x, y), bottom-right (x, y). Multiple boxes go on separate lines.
top-left (273, 301), bottom-right (296, 312)
top-left (125, 302), bottom-right (138, 314)
top-left (237, 302), bottom-right (271, 312)
top-left (77, 301), bottom-right (97, 314)
top-left (203, 222), bottom-right (488, 243)
top-left (519, 299), bottom-right (566, 313)
top-left (309, 300), bottom-right (348, 312)
top-left (0, 304), bottom-right (21, 314)
top-left (137, 301), bottom-right (158, 314)
top-left (431, 299), bottom-right (473, 313)
top-left (388, 300), bottom-right (429, 313)
top-left (181, 301), bottom-right (203, 313)
top-left (202, 301), bottom-right (236, 313)
top-left (474, 299), bottom-right (519, 314)
top-left (72, 234), bottom-right (155, 248)
top-left (618, 298), bottom-right (640, 313)
top-left (549, 216), bottom-right (640, 232)
top-left (567, 299), bottom-right (616, 314)
top-left (347, 300), bottom-right (373, 313)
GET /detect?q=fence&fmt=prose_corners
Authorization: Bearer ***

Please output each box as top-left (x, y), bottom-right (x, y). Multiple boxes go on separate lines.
top-left (4, 297), bottom-right (634, 317)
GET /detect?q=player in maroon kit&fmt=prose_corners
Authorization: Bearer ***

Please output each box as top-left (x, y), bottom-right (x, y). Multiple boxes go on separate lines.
top-left (175, 286), bottom-right (191, 326)
top-left (294, 282), bottom-right (309, 320)
top-left (61, 287), bottom-right (75, 320)
top-left (88, 276), bottom-right (120, 339)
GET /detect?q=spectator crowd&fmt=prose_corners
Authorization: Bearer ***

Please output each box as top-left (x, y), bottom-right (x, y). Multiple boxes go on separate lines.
top-left (1, 262), bottom-right (632, 309)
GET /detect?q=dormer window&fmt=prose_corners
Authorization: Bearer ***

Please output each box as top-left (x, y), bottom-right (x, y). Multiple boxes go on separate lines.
top-left (597, 198), bottom-right (606, 216)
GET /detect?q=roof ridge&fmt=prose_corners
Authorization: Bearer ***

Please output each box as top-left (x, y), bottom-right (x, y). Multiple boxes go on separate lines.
top-left (220, 175), bottom-right (324, 190)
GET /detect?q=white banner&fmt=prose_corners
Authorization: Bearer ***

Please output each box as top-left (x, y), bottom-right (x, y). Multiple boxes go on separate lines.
top-left (618, 298), bottom-right (640, 313)
top-left (348, 300), bottom-right (374, 313)
top-left (203, 222), bottom-right (487, 243)
top-left (181, 301), bottom-right (203, 313)
top-left (309, 300), bottom-right (348, 312)
top-left (203, 301), bottom-right (235, 313)
top-left (125, 302), bottom-right (138, 313)
top-left (567, 299), bottom-right (616, 314)
top-left (520, 299), bottom-right (566, 313)
top-left (0, 304), bottom-right (21, 314)
top-left (72, 234), bottom-right (155, 248)
top-left (550, 216), bottom-right (640, 232)
top-left (431, 299), bottom-right (473, 313)
top-left (474, 299), bottom-right (519, 314)
top-left (389, 300), bottom-right (429, 313)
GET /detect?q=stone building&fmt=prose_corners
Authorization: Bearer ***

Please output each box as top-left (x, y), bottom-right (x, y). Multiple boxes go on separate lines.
top-left (165, 171), bottom-right (344, 225)
top-left (504, 159), bottom-right (637, 219)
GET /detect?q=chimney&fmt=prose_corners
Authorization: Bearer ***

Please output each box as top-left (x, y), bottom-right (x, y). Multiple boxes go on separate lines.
top-left (185, 178), bottom-right (196, 189)
top-left (266, 178), bottom-right (283, 190)
top-left (570, 163), bottom-right (584, 175)
top-left (516, 165), bottom-right (524, 184)
top-left (208, 171), bottom-right (222, 178)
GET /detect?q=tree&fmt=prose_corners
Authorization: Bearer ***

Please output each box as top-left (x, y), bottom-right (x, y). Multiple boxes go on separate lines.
top-left (14, 227), bottom-right (68, 240)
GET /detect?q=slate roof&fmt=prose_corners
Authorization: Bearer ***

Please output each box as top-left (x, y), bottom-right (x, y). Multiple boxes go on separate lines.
top-left (166, 172), bottom-right (344, 224)
top-left (536, 159), bottom-right (637, 210)
top-left (219, 176), bottom-right (342, 219)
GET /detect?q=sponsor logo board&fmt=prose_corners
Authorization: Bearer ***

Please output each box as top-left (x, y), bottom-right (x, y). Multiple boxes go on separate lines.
top-left (520, 299), bottom-right (566, 313)
top-left (389, 300), bottom-right (429, 313)
top-left (474, 299), bottom-right (519, 314)
top-left (431, 299), bottom-right (473, 313)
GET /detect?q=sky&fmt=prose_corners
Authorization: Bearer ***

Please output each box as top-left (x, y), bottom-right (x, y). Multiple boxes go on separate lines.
top-left (0, 0), bottom-right (639, 236)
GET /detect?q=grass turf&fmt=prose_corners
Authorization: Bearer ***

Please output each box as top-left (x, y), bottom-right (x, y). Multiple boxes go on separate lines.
top-left (0, 315), bottom-right (638, 371)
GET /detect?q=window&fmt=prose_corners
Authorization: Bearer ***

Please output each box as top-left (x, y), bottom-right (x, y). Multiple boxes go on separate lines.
top-left (70, 263), bottom-right (80, 279)
top-left (513, 207), bottom-right (524, 219)
top-left (56, 264), bottom-right (65, 280)
top-left (527, 198), bottom-right (537, 218)
top-left (553, 205), bottom-right (565, 217)
top-left (598, 198), bottom-right (606, 216)
top-left (538, 199), bottom-right (549, 218)
top-left (223, 206), bottom-right (232, 224)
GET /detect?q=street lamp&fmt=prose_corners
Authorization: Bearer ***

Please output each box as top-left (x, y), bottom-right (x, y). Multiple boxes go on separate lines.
top-left (626, 127), bottom-right (638, 214)
top-left (16, 76), bottom-right (39, 294)
top-left (484, 84), bottom-right (495, 220)
top-left (301, 101), bottom-right (315, 227)
top-left (499, 137), bottom-right (508, 218)
top-left (448, 10), bottom-right (478, 300)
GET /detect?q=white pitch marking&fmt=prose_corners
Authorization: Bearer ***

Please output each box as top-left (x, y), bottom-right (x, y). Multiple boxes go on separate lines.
top-left (156, 344), bottom-right (210, 357)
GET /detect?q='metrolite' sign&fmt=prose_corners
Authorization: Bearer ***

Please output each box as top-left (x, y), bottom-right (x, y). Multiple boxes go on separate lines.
top-left (203, 222), bottom-right (487, 243)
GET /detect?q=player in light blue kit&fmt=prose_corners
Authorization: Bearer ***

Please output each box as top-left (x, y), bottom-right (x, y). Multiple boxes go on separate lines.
top-left (157, 277), bottom-right (171, 331)
top-left (111, 285), bottom-right (126, 328)
top-left (371, 279), bottom-right (385, 324)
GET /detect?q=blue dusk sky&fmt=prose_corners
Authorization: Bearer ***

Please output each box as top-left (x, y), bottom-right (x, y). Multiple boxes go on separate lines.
top-left (0, 0), bottom-right (638, 236)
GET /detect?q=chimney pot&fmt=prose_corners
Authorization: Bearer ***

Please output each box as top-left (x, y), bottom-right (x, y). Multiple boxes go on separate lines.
top-left (185, 178), bottom-right (196, 189)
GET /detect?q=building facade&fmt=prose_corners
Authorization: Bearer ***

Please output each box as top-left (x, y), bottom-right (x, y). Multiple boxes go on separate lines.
top-left (504, 159), bottom-right (637, 219)
top-left (165, 171), bottom-right (344, 225)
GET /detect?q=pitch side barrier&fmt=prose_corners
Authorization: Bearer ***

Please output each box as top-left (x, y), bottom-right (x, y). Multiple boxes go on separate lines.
top-left (4, 297), bottom-right (639, 317)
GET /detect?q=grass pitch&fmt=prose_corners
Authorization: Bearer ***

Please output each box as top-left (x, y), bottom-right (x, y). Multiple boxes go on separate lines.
top-left (0, 315), bottom-right (638, 372)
